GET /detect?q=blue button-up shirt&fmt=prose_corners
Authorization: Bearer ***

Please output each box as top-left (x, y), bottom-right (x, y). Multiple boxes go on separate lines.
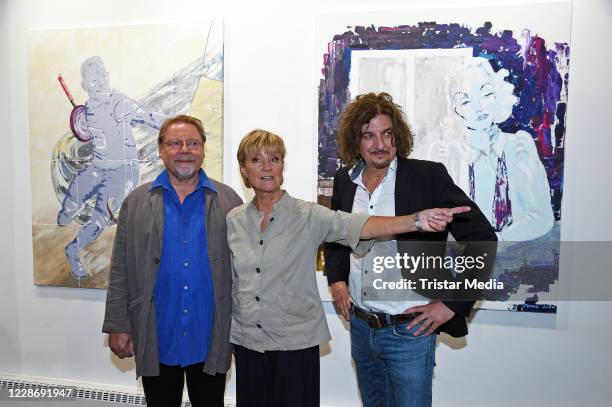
top-left (150, 169), bottom-right (216, 367)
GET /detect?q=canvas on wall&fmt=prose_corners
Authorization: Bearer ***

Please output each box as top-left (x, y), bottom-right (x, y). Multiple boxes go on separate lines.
top-left (28, 20), bottom-right (223, 288)
top-left (316, 3), bottom-right (571, 310)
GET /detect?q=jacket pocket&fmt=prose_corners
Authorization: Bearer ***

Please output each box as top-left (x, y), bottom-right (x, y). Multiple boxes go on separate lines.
top-left (276, 293), bottom-right (316, 318)
top-left (275, 292), bottom-right (321, 338)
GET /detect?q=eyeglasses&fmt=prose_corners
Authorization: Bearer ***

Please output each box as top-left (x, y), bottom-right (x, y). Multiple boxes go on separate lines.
top-left (163, 140), bottom-right (203, 151)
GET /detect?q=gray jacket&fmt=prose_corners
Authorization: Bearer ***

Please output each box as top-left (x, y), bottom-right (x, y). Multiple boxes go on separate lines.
top-left (102, 179), bottom-right (242, 377)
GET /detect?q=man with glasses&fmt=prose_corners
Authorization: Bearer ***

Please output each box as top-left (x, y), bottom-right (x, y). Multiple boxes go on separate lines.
top-left (103, 115), bottom-right (242, 407)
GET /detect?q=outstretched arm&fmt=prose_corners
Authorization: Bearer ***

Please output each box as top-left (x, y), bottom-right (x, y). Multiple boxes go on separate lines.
top-left (360, 206), bottom-right (471, 239)
top-left (121, 96), bottom-right (167, 130)
top-left (330, 205), bottom-right (471, 322)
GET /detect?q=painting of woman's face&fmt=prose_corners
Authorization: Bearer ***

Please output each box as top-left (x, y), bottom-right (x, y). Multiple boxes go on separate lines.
top-left (451, 66), bottom-right (497, 131)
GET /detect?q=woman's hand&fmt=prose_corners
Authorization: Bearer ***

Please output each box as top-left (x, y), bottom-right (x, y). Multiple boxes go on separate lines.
top-left (416, 206), bottom-right (471, 232)
top-left (361, 206), bottom-right (471, 238)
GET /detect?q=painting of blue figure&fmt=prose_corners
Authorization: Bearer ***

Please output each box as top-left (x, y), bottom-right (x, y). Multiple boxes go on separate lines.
top-left (28, 21), bottom-right (224, 288)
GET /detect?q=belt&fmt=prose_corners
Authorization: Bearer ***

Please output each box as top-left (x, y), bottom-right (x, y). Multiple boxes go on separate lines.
top-left (352, 305), bottom-right (419, 329)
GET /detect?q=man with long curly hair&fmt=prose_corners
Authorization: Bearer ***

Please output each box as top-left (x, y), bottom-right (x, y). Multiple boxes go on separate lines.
top-left (325, 92), bottom-right (496, 407)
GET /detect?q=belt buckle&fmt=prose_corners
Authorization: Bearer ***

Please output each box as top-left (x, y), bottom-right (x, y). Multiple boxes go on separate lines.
top-left (366, 313), bottom-right (383, 329)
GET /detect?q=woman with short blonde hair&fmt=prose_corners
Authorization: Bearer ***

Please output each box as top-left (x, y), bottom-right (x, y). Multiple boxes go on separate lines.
top-left (227, 129), bottom-right (469, 407)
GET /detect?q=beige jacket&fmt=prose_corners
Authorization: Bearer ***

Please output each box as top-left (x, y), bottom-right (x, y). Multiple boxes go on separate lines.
top-left (226, 192), bottom-right (370, 352)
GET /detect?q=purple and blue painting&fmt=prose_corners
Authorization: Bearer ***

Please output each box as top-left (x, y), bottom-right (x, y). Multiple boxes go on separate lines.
top-left (318, 21), bottom-right (570, 310)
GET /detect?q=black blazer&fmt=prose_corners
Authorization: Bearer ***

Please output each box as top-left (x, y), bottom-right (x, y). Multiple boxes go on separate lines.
top-left (324, 157), bottom-right (497, 337)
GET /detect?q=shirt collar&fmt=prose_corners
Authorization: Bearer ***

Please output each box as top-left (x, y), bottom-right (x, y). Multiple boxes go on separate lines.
top-left (247, 190), bottom-right (289, 215)
top-left (348, 156), bottom-right (398, 185)
top-left (149, 169), bottom-right (217, 193)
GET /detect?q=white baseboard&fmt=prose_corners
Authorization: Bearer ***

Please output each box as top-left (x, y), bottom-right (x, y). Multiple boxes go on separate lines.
top-left (0, 372), bottom-right (336, 406)
top-left (0, 372), bottom-right (237, 406)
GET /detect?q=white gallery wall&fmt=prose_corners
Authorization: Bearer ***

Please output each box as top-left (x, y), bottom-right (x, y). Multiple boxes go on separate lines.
top-left (1, 0), bottom-right (611, 406)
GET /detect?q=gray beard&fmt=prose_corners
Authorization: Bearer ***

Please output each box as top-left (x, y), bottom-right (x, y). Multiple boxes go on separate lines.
top-left (172, 167), bottom-right (198, 182)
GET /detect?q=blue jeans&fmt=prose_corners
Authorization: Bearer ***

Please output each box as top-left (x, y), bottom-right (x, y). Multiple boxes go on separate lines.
top-left (350, 313), bottom-right (436, 407)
